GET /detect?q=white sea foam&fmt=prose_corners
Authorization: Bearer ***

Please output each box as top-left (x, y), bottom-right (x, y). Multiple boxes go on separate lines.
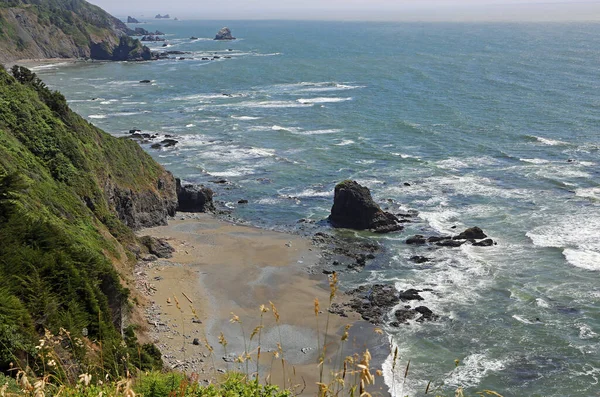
top-left (172, 93), bottom-right (235, 101)
top-left (437, 156), bottom-right (499, 170)
top-left (575, 187), bottom-right (600, 200)
top-left (30, 62), bottom-right (72, 71)
top-left (578, 323), bottom-right (598, 339)
top-left (392, 152), bottom-right (420, 159)
top-left (334, 139), bottom-right (355, 146)
top-left (528, 213), bottom-right (600, 270)
top-left (294, 129), bottom-right (341, 135)
top-left (231, 115), bottom-right (262, 120)
top-left (186, 124), bottom-right (195, 128)
top-left (209, 166), bottom-right (256, 177)
top-left (282, 189), bottom-right (333, 199)
top-left (535, 136), bottom-right (569, 146)
top-left (563, 249), bottom-right (600, 271)
top-left (444, 353), bottom-right (507, 389)
top-left (88, 114), bottom-right (107, 119)
top-left (513, 315), bottom-right (536, 324)
top-left (256, 198), bottom-right (282, 205)
top-left (233, 100), bottom-right (313, 108)
top-left (297, 97), bottom-right (352, 104)
top-left (271, 125), bottom-right (299, 133)
top-left (536, 298), bottom-right (550, 308)
top-left (520, 158), bottom-right (551, 164)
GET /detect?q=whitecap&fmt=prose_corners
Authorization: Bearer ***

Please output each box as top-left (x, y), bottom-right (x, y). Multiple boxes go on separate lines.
top-left (231, 115), bottom-right (262, 120)
top-left (520, 158), bottom-right (550, 164)
top-left (88, 114), bottom-right (107, 119)
top-left (444, 353), bottom-right (507, 389)
top-left (294, 129), bottom-right (341, 135)
top-left (186, 124), bottom-right (195, 128)
top-left (575, 187), bottom-right (600, 200)
top-left (233, 100), bottom-right (312, 109)
top-left (297, 97), bottom-right (352, 104)
top-left (535, 136), bottom-right (569, 146)
top-left (334, 140), bottom-right (355, 146)
top-left (563, 249), bottom-right (600, 271)
top-left (513, 315), bottom-right (536, 324)
top-left (535, 298), bottom-right (550, 308)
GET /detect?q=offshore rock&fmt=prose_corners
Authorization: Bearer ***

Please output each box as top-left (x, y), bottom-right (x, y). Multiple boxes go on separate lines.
top-left (453, 227), bottom-right (487, 240)
top-left (329, 180), bottom-right (402, 233)
top-left (176, 179), bottom-right (215, 213)
top-left (214, 27), bottom-right (236, 40)
top-left (90, 36), bottom-right (152, 61)
top-left (127, 16), bottom-right (140, 23)
top-left (348, 284), bottom-right (400, 324)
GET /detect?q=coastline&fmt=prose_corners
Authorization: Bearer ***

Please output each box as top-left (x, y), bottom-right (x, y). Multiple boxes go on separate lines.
top-left (135, 213), bottom-right (389, 395)
top-left (5, 58), bottom-right (83, 70)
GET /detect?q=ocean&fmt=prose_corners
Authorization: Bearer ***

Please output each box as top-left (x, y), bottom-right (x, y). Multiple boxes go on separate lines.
top-left (34, 20), bottom-right (600, 396)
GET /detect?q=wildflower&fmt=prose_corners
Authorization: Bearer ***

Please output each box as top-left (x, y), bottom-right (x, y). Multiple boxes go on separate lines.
top-left (259, 304), bottom-right (269, 313)
top-left (35, 340), bottom-right (45, 350)
top-left (47, 360), bottom-right (56, 367)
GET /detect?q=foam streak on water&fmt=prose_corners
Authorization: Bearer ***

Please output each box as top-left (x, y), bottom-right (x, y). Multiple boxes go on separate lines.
top-left (37, 20), bottom-right (600, 397)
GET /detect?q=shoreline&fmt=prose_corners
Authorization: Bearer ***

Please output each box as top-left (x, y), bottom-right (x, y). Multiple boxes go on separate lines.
top-left (6, 58), bottom-right (83, 70)
top-left (135, 213), bottom-right (389, 395)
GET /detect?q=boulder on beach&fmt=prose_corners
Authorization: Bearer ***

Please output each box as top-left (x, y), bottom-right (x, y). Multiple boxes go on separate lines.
top-left (214, 27), bottom-right (236, 40)
top-left (176, 178), bottom-right (215, 213)
top-left (329, 180), bottom-right (402, 233)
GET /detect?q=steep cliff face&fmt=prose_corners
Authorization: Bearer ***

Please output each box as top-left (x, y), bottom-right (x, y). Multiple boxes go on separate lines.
top-left (0, 0), bottom-right (150, 64)
top-left (0, 66), bottom-right (174, 371)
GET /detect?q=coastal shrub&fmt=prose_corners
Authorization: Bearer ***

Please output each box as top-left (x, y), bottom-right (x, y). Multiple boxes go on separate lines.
top-left (0, 65), bottom-right (170, 375)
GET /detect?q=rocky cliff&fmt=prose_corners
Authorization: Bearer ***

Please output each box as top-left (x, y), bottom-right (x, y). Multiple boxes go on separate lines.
top-left (0, 0), bottom-right (151, 64)
top-left (0, 65), bottom-right (175, 372)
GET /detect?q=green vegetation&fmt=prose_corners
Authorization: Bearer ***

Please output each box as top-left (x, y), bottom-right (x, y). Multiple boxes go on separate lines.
top-left (0, 65), bottom-right (172, 376)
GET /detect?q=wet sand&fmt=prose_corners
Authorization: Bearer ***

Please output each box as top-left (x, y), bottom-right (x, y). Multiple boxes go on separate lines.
top-left (136, 214), bottom-right (389, 395)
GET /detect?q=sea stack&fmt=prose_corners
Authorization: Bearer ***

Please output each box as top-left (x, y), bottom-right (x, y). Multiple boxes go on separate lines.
top-left (214, 27), bottom-right (236, 40)
top-left (328, 180), bottom-right (402, 233)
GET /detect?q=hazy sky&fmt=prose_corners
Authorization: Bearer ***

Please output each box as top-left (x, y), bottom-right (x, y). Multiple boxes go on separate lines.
top-left (88, 0), bottom-right (600, 21)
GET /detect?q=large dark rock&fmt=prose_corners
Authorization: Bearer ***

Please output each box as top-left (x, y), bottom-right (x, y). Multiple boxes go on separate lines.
top-left (348, 284), bottom-right (400, 324)
top-left (90, 36), bottom-right (152, 61)
top-left (139, 236), bottom-right (175, 258)
top-left (176, 178), bottom-right (215, 213)
top-left (453, 227), bottom-right (487, 240)
top-left (473, 238), bottom-right (494, 247)
top-left (127, 16), bottom-right (140, 23)
top-left (399, 289), bottom-right (424, 301)
top-left (329, 180), bottom-right (402, 233)
top-left (105, 172), bottom-right (177, 229)
top-left (214, 27), bottom-right (236, 40)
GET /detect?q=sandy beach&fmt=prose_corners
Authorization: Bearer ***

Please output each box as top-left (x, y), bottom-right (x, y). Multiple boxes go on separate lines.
top-left (6, 58), bottom-right (82, 70)
top-left (135, 214), bottom-right (389, 396)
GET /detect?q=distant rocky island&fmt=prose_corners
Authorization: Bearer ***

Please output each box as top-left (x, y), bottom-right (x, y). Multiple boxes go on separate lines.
top-left (215, 27), bottom-right (236, 40)
top-left (127, 16), bottom-right (140, 23)
top-left (155, 14), bottom-right (170, 19)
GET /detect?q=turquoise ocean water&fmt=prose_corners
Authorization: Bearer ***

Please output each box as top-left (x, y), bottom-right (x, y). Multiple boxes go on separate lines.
top-left (35, 20), bottom-right (600, 396)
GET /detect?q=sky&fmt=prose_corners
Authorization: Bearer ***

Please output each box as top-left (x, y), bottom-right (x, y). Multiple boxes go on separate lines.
top-left (88, 0), bottom-right (600, 21)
